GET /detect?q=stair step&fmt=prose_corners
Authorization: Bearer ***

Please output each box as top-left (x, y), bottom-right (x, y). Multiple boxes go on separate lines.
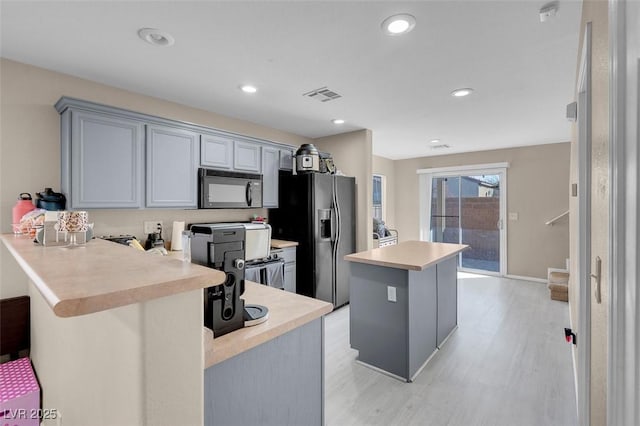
top-left (549, 271), bottom-right (569, 284)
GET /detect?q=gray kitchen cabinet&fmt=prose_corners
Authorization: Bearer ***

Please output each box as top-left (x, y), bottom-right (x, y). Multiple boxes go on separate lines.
top-left (280, 148), bottom-right (294, 170)
top-left (234, 140), bottom-right (261, 172)
top-left (146, 124), bottom-right (199, 208)
top-left (65, 110), bottom-right (144, 208)
top-left (201, 134), bottom-right (233, 169)
top-left (281, 246), bottom-right (297, 293)
top-left (261, 145), bottom-right (280, 208)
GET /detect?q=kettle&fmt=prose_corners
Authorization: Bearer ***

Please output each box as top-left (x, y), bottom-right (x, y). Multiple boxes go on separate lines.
top-left (295, 144), bottom-right (320, 173)
top-left (35, 188), bottom-right (66, 211)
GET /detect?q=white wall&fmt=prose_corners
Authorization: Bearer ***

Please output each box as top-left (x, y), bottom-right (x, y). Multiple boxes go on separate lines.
top-left (314, 130), bottom-right (373, 252)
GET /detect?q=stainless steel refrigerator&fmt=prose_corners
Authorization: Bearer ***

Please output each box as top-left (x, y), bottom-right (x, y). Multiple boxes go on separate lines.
top-left (269, 171), bottom-right (355, 307)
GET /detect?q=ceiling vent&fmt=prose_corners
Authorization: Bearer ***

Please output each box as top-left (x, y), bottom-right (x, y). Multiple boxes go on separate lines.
top-left (430, 144), bottom-right (451, 150)
top-left (303, 87), bottom-right (342, 102)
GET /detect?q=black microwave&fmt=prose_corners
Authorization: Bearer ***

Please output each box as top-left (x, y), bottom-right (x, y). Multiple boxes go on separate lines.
top-left (198, 168), bottom-right (263, 209)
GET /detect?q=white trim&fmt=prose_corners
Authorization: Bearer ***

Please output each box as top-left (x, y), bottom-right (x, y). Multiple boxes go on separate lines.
top-left (576, 22), bottom-right (592, 426)
top-left (417, 162), bottom-right (509, 175)
top-left (608, 1), bottom-right (640, 424)
top-left (504, 274), bottom-right (547, 284)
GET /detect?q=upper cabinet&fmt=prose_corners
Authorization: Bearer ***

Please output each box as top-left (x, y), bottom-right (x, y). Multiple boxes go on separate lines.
top-left (65, 110), bottom-right (144, 209)
top-left (261, 146), bottom-right (280, 208)
top-left (146, 125), bottom-right (198, 208)
top-left (234, 140), bottom-right (261, 173)
top-left (280, 148), bottom-right (294, 170)
top-left (201, 134), bottom-right (233, 169)
top-left (56, 97), bottom-right (297, 210)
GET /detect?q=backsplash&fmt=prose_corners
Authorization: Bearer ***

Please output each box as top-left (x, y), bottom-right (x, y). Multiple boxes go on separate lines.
top-left (88, 208), bottom-right (268, 244)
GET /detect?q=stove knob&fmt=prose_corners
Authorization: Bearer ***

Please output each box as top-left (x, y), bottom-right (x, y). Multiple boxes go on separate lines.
top-left (234, 259), bottom-right (245, 270)
top-left (272, 253), bottom-right (279, 260)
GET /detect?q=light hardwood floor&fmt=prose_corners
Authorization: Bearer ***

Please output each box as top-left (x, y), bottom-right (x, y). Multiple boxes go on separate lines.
top-left (324, 273), bottom-right (578, 426)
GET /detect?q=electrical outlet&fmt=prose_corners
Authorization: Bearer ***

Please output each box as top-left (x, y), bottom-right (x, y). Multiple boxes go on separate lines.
top-left (144, 221), bottom-right (163, 234)
top-left (387, 286), bottom-right (397, 302)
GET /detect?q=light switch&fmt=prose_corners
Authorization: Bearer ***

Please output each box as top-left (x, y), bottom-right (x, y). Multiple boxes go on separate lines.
top-left (387, 286), bottom-right (397, 302)
top-left (508, 212), bottom-right (519, 221)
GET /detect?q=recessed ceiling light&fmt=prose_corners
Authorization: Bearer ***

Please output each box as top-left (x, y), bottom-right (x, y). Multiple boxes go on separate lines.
top-left (381, 14), bottom-right (416, 36)
top-left (451, 88), bottom-right (474, 97)
top-left (332, 119), bottom-right (345, 124)
top-left (138, 28), bottom-right (175, 47)
top-left (430, 139), bottom-right (441, 144)
top-left (240, 85), bottom-right (258, 94)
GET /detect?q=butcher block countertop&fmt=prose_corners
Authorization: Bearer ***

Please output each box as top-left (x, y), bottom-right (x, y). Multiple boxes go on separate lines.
top-left (344, 240), bottom-right (468, 271)
top-left (1, 234), bottom-right (225, 318)
top-left (270, 239), bottom-right (299, 249)
top-left (205, 282), bottom-right (333, 368)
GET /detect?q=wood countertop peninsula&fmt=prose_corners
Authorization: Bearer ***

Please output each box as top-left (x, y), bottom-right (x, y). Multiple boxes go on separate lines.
top-left (344, 240), bottom-right (468, 271)
top-left (1, 234), bottom-right (225, 318)
top-left (205, 282), bottom-right (333, 368)
top-left (270, 239), bottom-right (299, 248)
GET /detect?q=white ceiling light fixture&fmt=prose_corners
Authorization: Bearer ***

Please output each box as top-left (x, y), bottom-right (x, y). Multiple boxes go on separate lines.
top-left (240, 85), bottom-right (258, 94)
top-left (137, 28), bottom-right (175, 47)
top-left (332, 119), bottom-right (345, 124)
top-left (429, 139), bottom-right (441, 144)
top-left (451, 88), bottom-right (474, 97)
top-left (381, 14), bottom-right (416, 36)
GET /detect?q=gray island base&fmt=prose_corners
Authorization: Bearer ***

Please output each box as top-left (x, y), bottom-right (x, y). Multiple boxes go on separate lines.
top-left (346, 241), bottom-right (467, 382)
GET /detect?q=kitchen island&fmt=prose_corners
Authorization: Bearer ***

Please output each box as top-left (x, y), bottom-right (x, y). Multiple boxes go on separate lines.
top-left (345, 241), bottom-right (467, 382)
top-left (1, 234), bottom-right (331, 426)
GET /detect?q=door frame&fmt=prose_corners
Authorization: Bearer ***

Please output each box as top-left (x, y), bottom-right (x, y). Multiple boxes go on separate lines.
top-left (417, 162), bottom-right (508, 276)
top-left (575, 22), bottom-right (592, 426)
top-left (608, 0), bottom-right (640, 424)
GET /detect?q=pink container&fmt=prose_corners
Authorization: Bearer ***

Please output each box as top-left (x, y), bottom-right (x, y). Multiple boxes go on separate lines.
top-left (0, 358), bottom-right (40, 426)
top-left (12, 194), bottom-right (36, 231)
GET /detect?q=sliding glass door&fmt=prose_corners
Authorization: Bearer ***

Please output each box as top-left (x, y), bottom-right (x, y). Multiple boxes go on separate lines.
top-left (424, 167), bottom-right (506, 275)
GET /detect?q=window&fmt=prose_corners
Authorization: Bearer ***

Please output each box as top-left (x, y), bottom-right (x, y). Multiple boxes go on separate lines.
top-left (372, 174), bottom-right (384, 221)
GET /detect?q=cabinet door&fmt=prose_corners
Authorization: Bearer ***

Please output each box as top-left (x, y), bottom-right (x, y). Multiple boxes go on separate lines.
top-left (284, 263), bottom-right (296, 293)
top-left (201, 134), bottom-right (233, 169)
top-left (146, 125), bottom-right (198, 208)
top-left (261, 146), bottom-right (280, 208)
top-left (279, 148), bottom-right (294, 170)
top-left (234, 140), bottom-right (261, 172)
top-left (70, 111), bottom-right (144, 208)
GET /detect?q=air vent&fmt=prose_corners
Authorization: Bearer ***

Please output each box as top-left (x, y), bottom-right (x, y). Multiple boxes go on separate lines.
top-left (303, 87), bottom-right (342, 102)
top-left (430, 144), bottom-right (451, 150)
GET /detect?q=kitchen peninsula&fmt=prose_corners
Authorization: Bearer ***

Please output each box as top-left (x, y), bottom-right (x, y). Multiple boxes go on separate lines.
top-left (1, 235), bottom-right (331, 426)
top-left (345, 241), bottom-right (467, 382)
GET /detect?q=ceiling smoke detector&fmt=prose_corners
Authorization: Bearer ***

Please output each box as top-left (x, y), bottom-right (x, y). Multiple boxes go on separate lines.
top-left (539, 2), bottom-right (559, 22)
top-left (138, 28), bottom-right (175, 47)
top-left (303, 87), bottom-right (342, 102)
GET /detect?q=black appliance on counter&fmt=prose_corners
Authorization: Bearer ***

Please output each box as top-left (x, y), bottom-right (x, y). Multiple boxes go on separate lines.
top-left (269, 171), bottom-right (355, 307)
top-left (189, 223), bottom-right (246, 337)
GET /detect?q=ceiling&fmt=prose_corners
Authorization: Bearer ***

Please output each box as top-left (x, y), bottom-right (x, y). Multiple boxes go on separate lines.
top-left (0, 0), bottom-right (582, 160)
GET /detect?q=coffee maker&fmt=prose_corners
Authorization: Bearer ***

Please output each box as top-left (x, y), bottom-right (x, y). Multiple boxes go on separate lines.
top-left (189, 223), bottom-right (246, 337)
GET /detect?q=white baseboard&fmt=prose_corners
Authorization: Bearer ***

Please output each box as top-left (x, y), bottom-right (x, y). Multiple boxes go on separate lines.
top-left (504, 274), bottom-right (547, 283)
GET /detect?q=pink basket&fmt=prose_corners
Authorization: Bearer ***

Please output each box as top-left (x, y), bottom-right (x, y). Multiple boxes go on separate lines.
top-left (0, 358), bottom-right (40, 426)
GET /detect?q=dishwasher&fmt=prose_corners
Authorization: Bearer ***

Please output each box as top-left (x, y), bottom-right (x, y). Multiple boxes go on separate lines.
top-left (244, 248), bottom-right (285, 290)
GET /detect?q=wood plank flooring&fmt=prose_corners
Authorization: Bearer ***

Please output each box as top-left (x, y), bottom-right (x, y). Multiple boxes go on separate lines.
top-left (324, 273), bottom-right (577, 426)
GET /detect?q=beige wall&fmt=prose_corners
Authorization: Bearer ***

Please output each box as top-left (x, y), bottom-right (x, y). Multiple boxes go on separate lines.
top-left (569, 1), bottom-right (609, 424)
top-left (373, 155), bottom-right (396, 229)
top-left (0, 58), bottom-right (313, 297)
top-left (314, 130), bottom-right (373, 252)
top-left (394, 143), bottom-right (571, 279)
